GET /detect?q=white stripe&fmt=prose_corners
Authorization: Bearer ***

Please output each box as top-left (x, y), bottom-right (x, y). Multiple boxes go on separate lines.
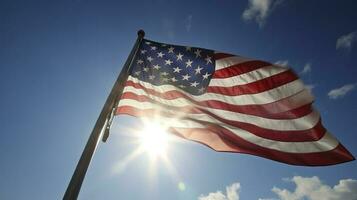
top-left (126, 76), bottom-right (309, 106)
top-left (215, 56), bottom-right (254, 70)
top-left (118, 98), bottom-right (319, 131)
top-left (210, 65), bottom-right (288, 87)
top-left (119, 105), bottom-right (339, 153)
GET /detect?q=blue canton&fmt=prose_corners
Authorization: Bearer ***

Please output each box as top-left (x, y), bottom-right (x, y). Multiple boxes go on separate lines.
top-left (129, 39), bottom-right (215, 95)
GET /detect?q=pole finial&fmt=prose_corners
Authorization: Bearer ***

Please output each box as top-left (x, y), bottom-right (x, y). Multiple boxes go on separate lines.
top-left (137, 29), bottom-right (145, 38)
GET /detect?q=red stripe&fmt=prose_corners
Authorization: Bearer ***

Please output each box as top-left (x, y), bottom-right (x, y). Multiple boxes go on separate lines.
top-left (121, 81), bottom-right (313, 119)
top-left (213, 53), bottom-right (234, 60)
top-left (213, 60), bottom-right (271, 78)
top-left (116, 106), bottom-right (323, 142)
top-left (116, 107), bottom-right (355, 166)
top-left (208, 69), bottom-right (298, 96)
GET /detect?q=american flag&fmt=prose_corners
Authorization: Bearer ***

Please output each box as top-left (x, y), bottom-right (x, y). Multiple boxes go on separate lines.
top-left (116, 39), bottom-right (354, 166)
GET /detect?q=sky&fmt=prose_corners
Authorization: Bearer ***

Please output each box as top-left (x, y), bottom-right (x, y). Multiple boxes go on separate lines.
top-left (0, 0), bottom-right (357, 199)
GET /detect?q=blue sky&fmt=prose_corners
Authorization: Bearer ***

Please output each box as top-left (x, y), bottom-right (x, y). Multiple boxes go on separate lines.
top-left (1, 0), bottom-right (357, 199)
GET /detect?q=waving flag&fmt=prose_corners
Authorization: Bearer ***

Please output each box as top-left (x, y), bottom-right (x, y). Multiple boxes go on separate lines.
top-left (116, 39), bottom-right (354, 166)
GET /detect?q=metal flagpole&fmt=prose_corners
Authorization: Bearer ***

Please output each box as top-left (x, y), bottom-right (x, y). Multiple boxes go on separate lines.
top-left (63, 30), bottom-right (145, 200)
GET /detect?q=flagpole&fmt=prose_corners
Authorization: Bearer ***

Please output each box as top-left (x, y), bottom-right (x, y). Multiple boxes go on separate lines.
top-left (63, 30), bottom-right (145, 200)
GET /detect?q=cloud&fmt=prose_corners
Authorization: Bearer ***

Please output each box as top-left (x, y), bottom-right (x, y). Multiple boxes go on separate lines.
top-left (301, 63), bottom-right (311, 74)
top-left (275, 60), bottom-right (289, 67)
top-left (185, 15), bottom-right (193, 32)
top-left (198, 182), bottom-right (241, 200)
top-left (336, 31), bottom-right (357, 50)
top-left (268, 176), bottom-right (357, 200)
top-left (328, 84), bottom-right (355, 99)
top-left (305, 84), bottom-right (315, 92)
top-left (242, 0), bottom-right (284, 27)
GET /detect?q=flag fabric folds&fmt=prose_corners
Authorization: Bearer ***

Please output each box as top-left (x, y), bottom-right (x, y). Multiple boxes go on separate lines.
top-left (116, 39), bottom-right (354, 166)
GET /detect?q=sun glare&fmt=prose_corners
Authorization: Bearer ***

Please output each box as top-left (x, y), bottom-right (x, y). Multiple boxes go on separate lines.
top-left (138, 122), bottom-right (169, 158)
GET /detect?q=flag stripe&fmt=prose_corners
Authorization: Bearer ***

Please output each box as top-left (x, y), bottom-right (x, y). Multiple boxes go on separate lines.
top-left (213, 60), bottom-right (271, 78)
top-left (118, 95), bottom-right (320, 131)
top-left (116, 106), bottom-right (338, 154)
top-left (208, 69), bottom-right (298, 95)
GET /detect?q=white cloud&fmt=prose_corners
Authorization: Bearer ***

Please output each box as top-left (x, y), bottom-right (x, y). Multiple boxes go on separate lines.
top-left (301, 63), bottom-right (311, 74)
top-left (336, 31), bottom-right (357, 50)
top-left (185, 15), bottom-right (193, 32)
top-left (305, 84), bottom-right (315, 92)
top-left (198, 182), bottom-right (241, 200)
top-left (268, 176), bottom-right (357, 200)
top-left (328, 84), bottom-right (355, 99)
top-left (242, 0), bottom-right (284, 27)
top-left (275, 60), bottom-right (289, 67)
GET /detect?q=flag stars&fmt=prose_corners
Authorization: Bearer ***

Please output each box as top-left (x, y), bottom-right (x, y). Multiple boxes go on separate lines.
top-left (173, 67), bottom-right (182, 73)
top-left (194, 49), bottom-right (202, 58)
top-left (176, 53), bottom-right (183, 61)
top-left (137, 59), bottom-right (144, 64)
top-left (185, 59), bottom-right (193, 68)
top-left (140, 50), bottom-right (147, 54)
top-left (185, 46), bottom-right (191, 51)
top-left (162, 77), bottom-right (169, 82)
top-left (205, 55), bottom-right (212, 64)
top-left (171, 77), bottom-right (178, 82)
top-left (145, 41), bottom-right (151, 45)
top-left (143, 67), bottom-right (149, 72)
top-left (134, 71), bottom-right (141, 76)
top-left (179, 85), bottom-right (186, 88)
top-left (161, 72), bottom-right (169, 76)
top-left (153, 64), bottom-right (161, 70)
top-left (195, 65), bottom-right (203, 74)
top-left (147, 56), bottom-right (154, 62)
top-left (190, 81), bottom-right (199, 87)
top-left (182, 74), bottom-right (191, 81)
top-left (157, 52), bottom-right (165, 58)
top-left (151, 46), bottom-right (157, 50)
top-left (149, 75), bottom-right (155, 80)
top-left (198, 87), bottom-right (205, 93)
top-left (168, 47), bottom-right (175, 53)
top-left (202, 72), bottom-right (211, 79)
top-left (165, 59), bottom-right (173, 65)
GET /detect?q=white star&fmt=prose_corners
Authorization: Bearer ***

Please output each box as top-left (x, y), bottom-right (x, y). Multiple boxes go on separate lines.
top-left (134, 71), bottom-right (141, 76)
top-left (162, 77), bottom-right (169, 82)
top-left (168, 47), bottom-right (175, 53)
top-left (151, 46), bottom-right (157, 50)
top-left (153, 64), bottom-right (161, 70)
top-left (202, 72), bottom-right (211, 79)
top-left (140, 50), bottom-right (147, 54)
top-left (190, 81), bottom-right (199, 87)
top-left (165, 59), bottom-right (173, 65)
top-left (185, 46), bottom-right (191, 51)
top-left (157, 52), bottom-right (165, 58)
top-left (149, 75), bottom-right (155, 80)
top-left (145, 41), bottom-right (151, 45)
top-left (137, 59), bottom-right (144, 64)
top-left (194, 49), bottom-right (202, 58)
top-left (173, 67), bottom-right (182, 73)
top-left (161, 72), bottom-right (169, 76)
top-left (195, 65), bottom-right (203, 74)
top-left (198, 87), bottom-right (205, 93)
top-left (205, 55), bottom-right (212, 64)
top-left (185, 59), bottom-right (193, 68)
top-left (179, 84), bottom-right (186, 88)
top-left (176, 53), bottom-right (183, 61)
top-left (171, 77), bottom-right (178, 82)
top-left (143, 67), bottom-right (149, 72)
top-left (182, 74), bottom-right (191, 81)
top-left (147, 56), bottom-right (153, 62)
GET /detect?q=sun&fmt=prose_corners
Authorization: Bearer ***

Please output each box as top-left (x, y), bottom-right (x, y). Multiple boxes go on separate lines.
top-left (138, 121), bottom-right (169, 158)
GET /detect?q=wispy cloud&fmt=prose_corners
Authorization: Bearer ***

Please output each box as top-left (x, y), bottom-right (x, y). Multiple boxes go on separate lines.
top-left (328, 84), bottom-right (355, 99)
top-left (242, 0), bottom-right (284, 27)
top-left (300, 63), bottom-right (311, 74)
top-left (275, 60), bottom-right (289, 67)
top-left (336, 31), bottom-right (357, 50)
top-left (185, 15), bottom-right (193, 32)
top-left (198, 182), bottom-right (241, 200)
top-left (267, 176), bottom-right (357, 200)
